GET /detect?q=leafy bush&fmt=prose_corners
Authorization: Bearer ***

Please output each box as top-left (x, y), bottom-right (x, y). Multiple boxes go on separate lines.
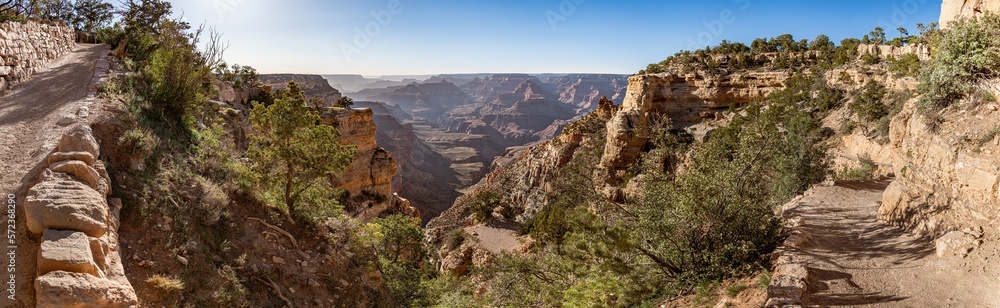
top-left (889, 54), bottom-right (922, 77)
top-left (850, 81), bottom-right (889, 123)
top-left (836, 155), bottom-right (877, 180)
top-left (469, 191), bottom-right (501, 222)
top-left (919, 14), bottom-right (1000, 110)
top-left (365, 214), bottom-right (429, 306)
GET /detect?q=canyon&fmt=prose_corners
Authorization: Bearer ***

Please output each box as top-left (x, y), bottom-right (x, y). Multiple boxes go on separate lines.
top-left (260, 72), bottom-right (629, 221)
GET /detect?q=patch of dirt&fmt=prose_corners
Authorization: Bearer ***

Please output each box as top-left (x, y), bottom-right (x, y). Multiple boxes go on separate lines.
top-left (663, 273), bottom-right (768, 308)
top-left (464, 222), bottom-right (522, 254)
top-left (789, 181), bottom-right (1000, 307)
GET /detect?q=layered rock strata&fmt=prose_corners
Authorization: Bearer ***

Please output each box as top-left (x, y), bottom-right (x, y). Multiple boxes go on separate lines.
top-left (24, 125), bottom-right (137, 307)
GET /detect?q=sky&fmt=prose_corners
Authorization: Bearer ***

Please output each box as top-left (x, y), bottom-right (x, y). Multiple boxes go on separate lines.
top-left (162, 0), bottom-right (943, 76)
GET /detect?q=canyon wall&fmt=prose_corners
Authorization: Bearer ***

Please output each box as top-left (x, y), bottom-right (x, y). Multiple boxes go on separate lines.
top-left (23, 125), bottom-right (137, 307)
top-left (0, 20), bottom-right (76, 94)
top-left (857, 44), bottom-right (931, 61)
top-left (260, 74), bottom-right (343, 106)
top-left (941, 0), bottom-right (1000, 26)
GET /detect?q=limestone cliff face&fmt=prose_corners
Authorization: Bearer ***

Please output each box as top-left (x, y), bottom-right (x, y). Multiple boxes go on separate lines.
top-left (319, 108), bottom-right (416, 220)
top-left (0, 20), bottom-right (76, 93)
top-left (880, 100), bottom-right (1000, 235)
top-left (602, 71), bottom-right (789, 169)
top-left (941, 0), bottom-right (1000, 26)
top-left (857, 44), bottom-right (931, 61)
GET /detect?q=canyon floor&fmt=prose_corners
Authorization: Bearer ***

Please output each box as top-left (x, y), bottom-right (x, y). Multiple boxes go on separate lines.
top-left (788, 181), bottom-right (1000, 307)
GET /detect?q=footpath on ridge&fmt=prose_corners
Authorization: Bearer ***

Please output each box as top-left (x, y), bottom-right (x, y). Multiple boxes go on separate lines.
top-left (772, 181), bottom-right (1000, 307)
top-left (0, 43), bottom-right (108, 195)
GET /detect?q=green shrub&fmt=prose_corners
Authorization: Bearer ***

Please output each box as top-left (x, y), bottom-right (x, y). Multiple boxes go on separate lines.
top-left (850, 81), bottom-right (889, 123)
top-left (118, 127), bottom-right (160, 158)
top-left (836, 155), bottom-right (877, 180)
top-left (919, 14), bottom-right (1000, 110)
top-left (246, 82), bottom-right (356, 223)
top-left (469, 191), bottom-right (501, 222)
top-left (889, 54), bottom-right (922, 77)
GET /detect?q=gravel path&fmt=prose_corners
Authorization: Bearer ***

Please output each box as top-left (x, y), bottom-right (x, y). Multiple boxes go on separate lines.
top-left (789, 181), bottom-right (1000, 307)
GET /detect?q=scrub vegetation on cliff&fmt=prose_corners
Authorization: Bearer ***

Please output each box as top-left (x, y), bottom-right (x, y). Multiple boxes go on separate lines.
top-left (87, 0), bottom-right (427, 306)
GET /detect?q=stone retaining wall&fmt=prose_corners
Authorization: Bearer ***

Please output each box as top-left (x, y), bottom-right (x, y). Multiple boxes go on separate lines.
top-left (24, 125), bottom-right (137, 307)
top-left (0, 20), bottom-right (76, 93)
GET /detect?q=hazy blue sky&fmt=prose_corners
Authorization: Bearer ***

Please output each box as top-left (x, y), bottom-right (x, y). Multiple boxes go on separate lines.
top-left (165, 0), bottom-right (942, 76)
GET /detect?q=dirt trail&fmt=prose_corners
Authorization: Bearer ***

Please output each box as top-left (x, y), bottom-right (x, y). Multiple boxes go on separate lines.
top-left (0, 43), bottom-right (108, 307)
top-left (788, 181), bottom-right (1000, 307)
top-left (0, 44), bottom-right (108, 195)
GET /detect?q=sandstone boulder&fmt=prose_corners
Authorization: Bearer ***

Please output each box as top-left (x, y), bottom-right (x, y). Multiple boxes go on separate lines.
top-left (48, 151), bottom-right (96, 166)
top-left (941, 0), bottom-right (1000, 27)
top-left (935, 230), bottom-right (983, 258)
top-left (35, 271), bottom-right (139, 308)
top-left (38, 229), bottom-right (100, 277)
top-left (56, 125), bottom-right (100, 157)
top-left (49, 160), bottom-right (102, 192)
top-left (25, 172), bottom-right (110, 237)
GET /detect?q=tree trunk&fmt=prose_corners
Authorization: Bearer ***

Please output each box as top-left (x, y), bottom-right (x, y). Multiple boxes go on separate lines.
top-left (284, 162), bottom-right (295, 215)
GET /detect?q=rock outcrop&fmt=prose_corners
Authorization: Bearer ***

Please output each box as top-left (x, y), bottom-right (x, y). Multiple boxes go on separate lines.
top-left (941, 0), bottom-right (1000, 26)
top-left (319, 108), bottom-right (417, 220)
top-left (602, 71), bottom-right (789, 169)
top-left (857, 44), bottom-right (931, 61)
top-left (260, 74), bottom-right (343, 106)
top-left (0, 20), bottom-right (76, 94)
top-left (880, 99), bottom-right (1000, 235)
top-left (24, 125), bottom-right (137, 307)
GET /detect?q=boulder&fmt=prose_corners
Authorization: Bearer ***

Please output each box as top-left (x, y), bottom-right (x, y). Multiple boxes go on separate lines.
top-left (49, 160), bottom-right (102, 192)
top-left (35, 271), bottom-right (139, 308)
top-left (56, 125), bottom-right (100, 157)
top-left (935, 230), bottom-right (983, 258)
top-left (47, 151), bottom-right (97, 166)
top-left (38, 229), bottom-right (100, 277)
top-left (24, 174), bottom-right (110, 238)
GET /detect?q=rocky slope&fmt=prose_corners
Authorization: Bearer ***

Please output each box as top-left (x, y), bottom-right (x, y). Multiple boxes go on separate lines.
top-left (879, 98), bottom-right (1000, 235)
